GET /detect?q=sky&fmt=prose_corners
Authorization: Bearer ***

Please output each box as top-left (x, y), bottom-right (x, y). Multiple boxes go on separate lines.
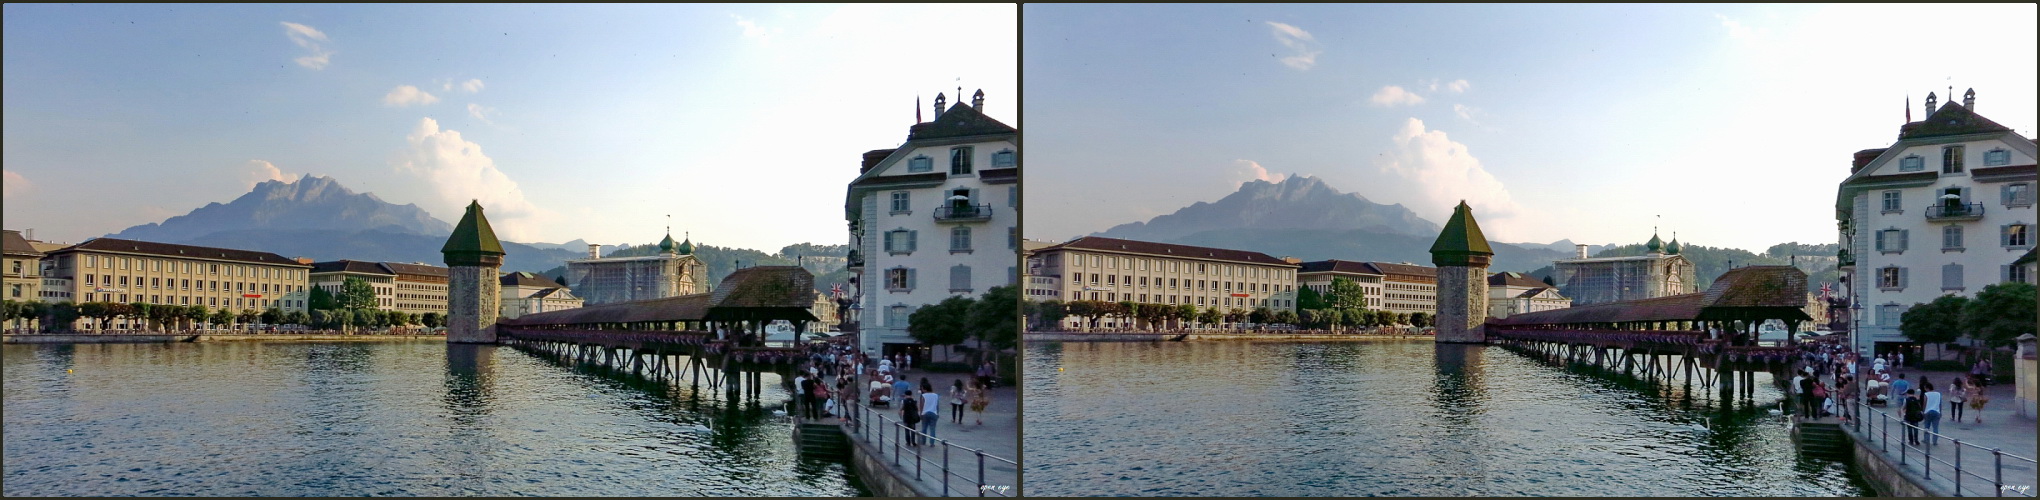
top-left (1022, 4), bottom-right (2039, 252)
top-left (3, 4), bottom-right (1016, 252)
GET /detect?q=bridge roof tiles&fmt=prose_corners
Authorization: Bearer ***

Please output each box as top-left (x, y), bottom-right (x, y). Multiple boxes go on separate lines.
top-left (499, 293), bottom-right (713, 326)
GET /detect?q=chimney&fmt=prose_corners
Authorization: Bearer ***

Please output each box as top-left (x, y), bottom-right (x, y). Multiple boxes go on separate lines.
top-left (1963, 88), bottom-right (1974, 110)
top-left (23, 228), bottom-right (32, 241)
top-left (295, 257), bottom-right (313, 264)
top-left (1576, 244), bottom-right (1588, 259)
top-left (971, 89), bottom-right (985, 111)
top-left (933, 92), bottom-right (946, 117)
top-left (1282, 256), bottom-right (1301, 264)
top-left (588, 243), bottom-right (601, 259)
top-left (1925, 92), bottom-right (1937, 116)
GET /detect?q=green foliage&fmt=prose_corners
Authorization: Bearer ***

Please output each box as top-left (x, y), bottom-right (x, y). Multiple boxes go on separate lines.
top-left (1962, 282), bottom-right (2036, 347)
top-left (1326, 277), bottom-right (1367, 310)
top-left (1196, 307), bottom-right (1220, 325)
top-left (262, 308), bottom-right (283, 325)
top-left (339, 277), bottom-right (377, 311)
top-left (236, 309), bottom-right (259, 327)
top-left (1029, 299), bottom-right (1067, 329)
top-left (1273, 309), bottom-right (1297, 326)
top-left (51, 302), bottom-right (80, 331)
top-left (970, 285), bottom-right (1019, 351)
top-left (1409, 311), bottom-right (1431, 328)
top-left (1900, 295), bottom-right (1968, 345)
top-left (149, 304), bottom-right (177, 329)
top-left (908, 295), bottom-right (974, 348)
top-left (208, 308), bottom-right (234, 327)
top-left (308, 286), bottom-right (337, 311)
top-left (1297, 286), bottom-right (1326, 310)
top-left (286, 310), bottom-right (309, 327)
top-left (422, 311), bottom-right (444, 328)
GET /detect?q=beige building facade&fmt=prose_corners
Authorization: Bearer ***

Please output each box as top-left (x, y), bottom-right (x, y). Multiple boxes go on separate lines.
top-left (1029, 236), bottom-right (1299, 329)
top-left (40, 238), bottom-right (311, 329)
top-left (3, 230), bottom-right (43, 302)
top-left (566, 232), bottom-right (710, 306)
top-left (309, 260), bottom-right (450, 315)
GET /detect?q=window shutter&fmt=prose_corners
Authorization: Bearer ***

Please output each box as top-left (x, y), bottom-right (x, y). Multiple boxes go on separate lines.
top-left (907, 269), bottom-right (917, 290)
top-left (1875, 231), bottom-right (1886, 251)
top-left (884, 231), bottom-right (896, 252)
top-left (1899, 267), bottom-right (1908, 289)
top-left (908, 230), bottom-right (918, 252)
top-left (1900, 230), bottom-right (1909, 252)
top-left (2004, 225), bottom-right (2013, 247)
top-left (1009, 186), bottom-right (1017, 207)
top-left (2003, 265), bottom-right (2013, 284)
top-left (2003, 185), bottom-right (2014, 205)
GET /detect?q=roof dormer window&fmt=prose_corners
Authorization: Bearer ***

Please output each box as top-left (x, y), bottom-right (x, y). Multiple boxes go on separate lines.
top-left (1899, 155), bottom-right (1924, 172)
top-left (1983, 148), bottom-right (2011, 167)
top-left (1942, 145), bottom-right (1965, 174)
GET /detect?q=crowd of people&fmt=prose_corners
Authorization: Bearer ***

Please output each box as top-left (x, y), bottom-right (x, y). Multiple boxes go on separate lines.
top-left (1791, 340), bottom-right (1996, 447)
top-left (787, 343), bottom-right (998, 447)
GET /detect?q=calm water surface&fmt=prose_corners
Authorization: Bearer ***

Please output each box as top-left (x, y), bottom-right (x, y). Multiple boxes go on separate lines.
top-left (1024, 340), bottom-right (1873, 497)
top-left (2, 340), bottom-right (863, 496)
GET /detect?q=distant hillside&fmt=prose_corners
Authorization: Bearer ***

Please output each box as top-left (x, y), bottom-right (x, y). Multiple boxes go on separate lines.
top-left (1167, 227), bottom-right (1577, 274)
top-left (536, 241), bottom-right (851, 294)
top-left (110, 175), bottom-right (451, 241)
top-left (1098, 175), bottom-right (1440, 241)
top-left (184, 228), bottom-right (583, 274)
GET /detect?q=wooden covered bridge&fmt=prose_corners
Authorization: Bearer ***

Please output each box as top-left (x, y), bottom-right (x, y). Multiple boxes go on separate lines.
top-left (1486, 265), bottom-right (1814, 399)
top-left (494, 266), bottom-right (822, 401)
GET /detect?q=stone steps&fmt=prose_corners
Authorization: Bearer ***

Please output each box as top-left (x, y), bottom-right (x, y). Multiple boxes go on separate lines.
top-left (1796, 420), bottom-right (1853, 459)
top-left (796, 421), bottom-right (850, 460)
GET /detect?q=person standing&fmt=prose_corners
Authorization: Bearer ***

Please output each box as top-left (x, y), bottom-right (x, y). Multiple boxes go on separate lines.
top-left (793, 370), bottom-right (811, 417)
top-left (892, 375), bottom-right (912, 406)
top-left (949, 379), bottom-right (967, 425)
top-left (801, 373), bottom-right (823, 420)
top-left (1966, 376), bottom-right (1989, 423)
top-left (1795, 372), bottom-right (1817, 416)
top-left (1901, 389), bottom-right (1925, 446)
top-left (977, 360), bottom-right (996, 389)
top-left (1921, 379), bottom-right (1942, 445)
top-left (1947, 377), bottom-right (1966, 422)
top-left (919, 378), bottom-right (940, 440)
top-left (900, 389), bottom-right (921, 446)
top-left (1890, 374), bottom-right (1910, 407)
top-left (1971, 358), bottom-right (1993, 387)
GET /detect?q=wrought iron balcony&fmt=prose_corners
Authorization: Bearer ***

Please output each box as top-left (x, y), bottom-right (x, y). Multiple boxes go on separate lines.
top-left (1837, 249), bottom-right (1853, 267)
top-left (1925, 202), bottom-right (1985, 221)
top-left (933, 204), bottom-right (994, 223)
top-left (846, 249), bottom-right (863, 269)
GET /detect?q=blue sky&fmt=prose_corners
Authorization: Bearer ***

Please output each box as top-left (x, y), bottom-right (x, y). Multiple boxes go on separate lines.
top-left (1022, 4), bottom-right (2038, 252)
top-left (3, 4), bottom-right (1017, 251)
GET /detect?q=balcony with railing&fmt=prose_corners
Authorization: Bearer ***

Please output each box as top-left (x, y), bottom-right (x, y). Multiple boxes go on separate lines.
top-left (933, 204), bottom-right (994, 223)
top-left (1925, 202), bottom-right (1985, 221)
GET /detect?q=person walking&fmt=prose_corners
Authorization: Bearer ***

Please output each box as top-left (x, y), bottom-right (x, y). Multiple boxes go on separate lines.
top-left (1971, 358), bottom-right (1993, 387)
top-left (1966, 375), bottom-right (1989, 423)
top-left (1901, 389), bottom-right (1925, 446)
top-left (1921, 379), bottom-right (1942, 445)
top-left (976, 360), bottom-right (996, 389)
top-left (919, 378), bottom-right (940, 440)
top-left (1947, 377), bottom-right (1966, 422)
top-left (1889, 374), bottom-right (1910, 407)
top-left (900, 389), bottom-right (921, 446)
top-left (892, 375), bottom-right (912, 406)
top-left (969, 380), bottom-right (990, 425)
top-left (949, 379), bottom-right (967, 425)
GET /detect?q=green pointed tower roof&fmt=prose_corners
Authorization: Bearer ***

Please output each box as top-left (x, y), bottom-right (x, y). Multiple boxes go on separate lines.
top-left (676, 233), bottom-right (695, 255)
top-left (1646, 232), bottom-right (1665, 253)
top-left (1430, 201), bottom-right (1494, 267)
top-left (658, 232), bottom-right (678, 253)
top-left (442, 200), bottom-right (505, 266)
top-left (1665, 234), bottom-right (1682, 255)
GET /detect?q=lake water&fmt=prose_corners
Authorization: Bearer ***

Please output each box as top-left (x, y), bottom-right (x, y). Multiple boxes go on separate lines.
top-left (1023, 340), bottom-right (1873, 497)
top-left (2, 340), bottom-right (864, 496)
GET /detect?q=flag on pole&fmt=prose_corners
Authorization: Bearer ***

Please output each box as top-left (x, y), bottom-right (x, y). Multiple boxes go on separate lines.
top-left (916, 95), bottom-right (922, 123)
top-left (831, 283), bottom-right (844, 297)
top-left (1819, 282), bottom-right (1832, 300)
top-left (1906, 95), bottom-right (1911, 123)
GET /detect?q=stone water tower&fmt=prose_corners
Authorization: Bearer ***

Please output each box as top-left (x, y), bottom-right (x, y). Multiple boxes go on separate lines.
top-left (1430, 201), bottom-right (1493, 344)
top-left (442, 200), bottom-right (505, 344)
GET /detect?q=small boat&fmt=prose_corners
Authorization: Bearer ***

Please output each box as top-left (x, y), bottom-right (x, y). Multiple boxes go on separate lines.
top-left (1168, 333), bottom-right (1189, 342)
top-left (179, 335), bottom-right (199, 342)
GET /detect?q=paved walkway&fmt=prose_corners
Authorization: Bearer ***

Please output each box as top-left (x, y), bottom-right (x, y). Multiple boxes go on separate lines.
top-left (823, 366), bottom-right (1018, 497)
top-left (1804, 364), bottom-right (2036, 497)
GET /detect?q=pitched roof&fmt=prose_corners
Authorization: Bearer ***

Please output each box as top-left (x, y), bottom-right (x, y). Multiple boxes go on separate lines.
top-left (1843, 171), bottom-right (1939, 186)
top-left (1298, 259), bottom-right (1383, 275)
top-left (53, 237), bottom-right (307, 267)
top-left (1490, 292), bottom-right (1704, 326)
top-left (979, 167), bottom-right (1018, 184)
top-left (850, 172), bottom-right (948, 188)
top-left (500, 292), bottom-right (712, 326)
top-left (2, 230), bottom-right (42, 257)
top-left (1045, 236), bottom-right (1297, 266)
top-left (1430, 201), bottom-right (1494, 266)
top-left (908, 102), bottom-right (1016, 141)
top-left (862, 148), bottom-right (897, 174)
top-left (1701, 266), bottom-right (1808, 309)
top-left (1899, 102), bottom-right (2014, 140)
top-left (379, 262), bottom-right (448, 277)
top-left (1970, 164), bottom-right (2037, 182)
top-left (442, 201), bottom-right (505, 256)
top-left (1365, 262), bottom-right (1436, 278)
top-left (2015, 247), bottom-right (2037, 267)
top-left (1488, 271), bottom-right (1552, 289)
top-left (500, 271), bottom-right (565, 288)
top-left (710, 266), bottom-right (817, 309)
top-left (310, 260), bottom-right (396, 275)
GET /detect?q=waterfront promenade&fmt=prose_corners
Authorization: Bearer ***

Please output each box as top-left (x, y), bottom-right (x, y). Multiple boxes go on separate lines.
top-left (1805, 363), bottom-right (2036, 497)
top-left (824, 364), bottom-right (1017, 496)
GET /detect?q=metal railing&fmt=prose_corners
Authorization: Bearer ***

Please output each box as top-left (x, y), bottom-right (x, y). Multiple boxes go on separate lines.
top-left (1926, 202), bottom-right (1987, 220)
top-left (932, 204), bottom-right (994, 222)
top-left (1845, 400), bottom-right (2037, 497)
top-left (840, 400), bottom-right (1016, 497)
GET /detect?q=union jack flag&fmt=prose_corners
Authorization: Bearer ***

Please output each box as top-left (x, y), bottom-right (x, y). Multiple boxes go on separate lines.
top-left (1819, 282), bottom-right (1832, 299)
top-left (831, 283), bottom-right (844, 297)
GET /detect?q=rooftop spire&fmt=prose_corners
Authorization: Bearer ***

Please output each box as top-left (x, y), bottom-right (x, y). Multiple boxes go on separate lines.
top-left (1430, 200), bottom-right (1494, 267)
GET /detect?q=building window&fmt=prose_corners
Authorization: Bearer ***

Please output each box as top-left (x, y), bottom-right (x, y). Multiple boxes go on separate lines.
top-left (1942, 145), bottom-right (1965, 174)
top-left (1877, 266), bottom-right (1906, 290)
top-left (1009, 186), bottom-right (1017, 208)
top-left (1877, 304), bottom-right (1903, 326)
top-left (884, 229), bottom-right (917, 255)
top-left (1880, 191), bottom-right (1902, 213)
top-left (949, 265), bottom-right (972, 293)
top-left (890, 191), bottom-right (911, 213)
top-left (1008, 227), bottom-right (1018, 249)
top-left (2010, 264), bottom-right (2032, 284)
top-left (907, 156), bottom-right (933, 173)
top-left (1089, 273), bottom-right (1099, 286)
top-left (1983, 148), bottom-right (2011, 167)
top-left (84, 255), bottom-right (95, 268)
top-left (950, 226), bottom-right (973, 253)
top-left (2006, 223), bottom-right (2032, 248)
top-left (888, 305), bottom-right (911, 326)
top-left (950, 146), bottom-right (974, 175)
top-left (2005, 183), bottom-right (2033, 207)
top-left (1942, 263), bottom-right (1964, 291)
top-left (1898, 155), bottom-right (1925, 172)
top-left (885, 267), bottom-right (914, 292)
top-left (1943, 225), bottom-right (1964, 251)
top-left (1875, 228), bottom-right (1908, 253)
top-left (992, 149), bottom-right (1016, 167)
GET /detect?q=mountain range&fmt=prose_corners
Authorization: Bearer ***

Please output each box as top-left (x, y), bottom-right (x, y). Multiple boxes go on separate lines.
top-left (98, 176), bottom-right (844, 286)
top-left (1092, 176), bottom-right (1614, 273)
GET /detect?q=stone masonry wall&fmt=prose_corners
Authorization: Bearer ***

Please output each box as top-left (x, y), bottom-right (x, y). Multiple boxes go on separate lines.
top-left (447, 265), bottom-right (501, 344)
top-left (1435, 265), bottom-right (1488, 344)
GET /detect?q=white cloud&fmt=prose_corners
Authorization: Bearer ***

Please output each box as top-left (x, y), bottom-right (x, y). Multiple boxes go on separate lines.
top-left (1446, 79), bottom-right (1470, 93)
top-left (733, 15), bottom-right (784, 43)
top-left (281, 22), bottom-right (334, 70)
top-left (242, 160), bottom-right (294, 189)
top-left (460, 79), bottom-right (484, 93)
top-left (1265, 21), bottom-right (1322, 70)
top-left (466, 103), bottom-right (498, 125)
top-left (1452, 104), bottom-right (1480, 124)
top-left (1374, 118), bottom-right (1523, 238)
top-left (1714, 13), bottom-right (1761, 42)
top-left (394, 117), bottom-right (549, 241)
top-left (383, 85), bottom-right (440, 107)
top-left (1230, 159), bottom-right (1287, 187)
top-left (2, 170), bottom-right (29, 197)
top-left (1369, 85), bottom-right (1426, 107)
